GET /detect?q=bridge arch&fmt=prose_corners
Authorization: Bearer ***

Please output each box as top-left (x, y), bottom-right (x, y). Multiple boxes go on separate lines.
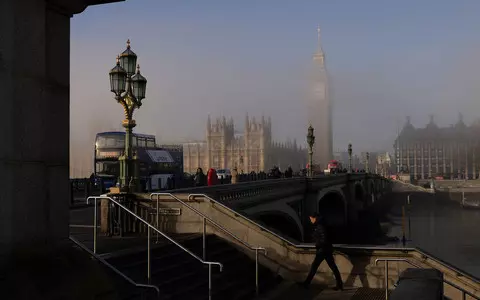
top-left (317, 191), bottom-right (348, 243)
top-left (317, 191), bottom-right (347, 228)
top-left (252, 211), bottom-right (303, 242)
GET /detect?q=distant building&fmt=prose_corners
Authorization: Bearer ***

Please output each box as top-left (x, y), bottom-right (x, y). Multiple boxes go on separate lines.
top-left (394, 114), bottom-right (480, 180)
top-left (375, 152), bottom-right (393, 177)
top-left (360, 152), bottom-right (378, 172)
top-left (308, 27), bottom-right (333, 169)
top-left (183, 115), bottom-right (306, 174)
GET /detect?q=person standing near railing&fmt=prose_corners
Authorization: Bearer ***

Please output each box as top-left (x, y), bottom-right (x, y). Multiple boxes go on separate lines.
top-left (300, 212), bottom-right (343, 291)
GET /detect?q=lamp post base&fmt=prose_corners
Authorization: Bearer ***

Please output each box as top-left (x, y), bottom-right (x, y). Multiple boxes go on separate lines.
top-left (119, 155), bottom-right (139, 193)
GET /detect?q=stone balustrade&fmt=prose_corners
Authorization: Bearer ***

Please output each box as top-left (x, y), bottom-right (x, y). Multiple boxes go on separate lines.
top-left (169, 174), bottom-right (391, 206)
top-left (167, 177), bottom-right (307, 207)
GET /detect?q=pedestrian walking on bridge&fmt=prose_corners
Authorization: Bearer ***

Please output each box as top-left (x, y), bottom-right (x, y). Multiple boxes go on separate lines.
top-left (301, 212), bottom-right (343, 290)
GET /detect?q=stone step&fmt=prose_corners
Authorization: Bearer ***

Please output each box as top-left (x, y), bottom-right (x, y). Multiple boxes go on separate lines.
top-left (103, 234), bottom-right (281, 300)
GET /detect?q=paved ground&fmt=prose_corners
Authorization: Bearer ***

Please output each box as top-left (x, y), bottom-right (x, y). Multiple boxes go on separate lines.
top-left (261, 282), bottom-right (387, 300)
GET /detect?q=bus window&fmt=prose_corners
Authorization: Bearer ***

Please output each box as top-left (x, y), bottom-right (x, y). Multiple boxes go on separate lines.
top-left (146, 139), bottom-right (155, 148)
top-left (96, 135), bottom-right (124, 148)
top-left (95, 161), bottom-right (119, 175)
top-left (138, 137), bottom-right (146, 147)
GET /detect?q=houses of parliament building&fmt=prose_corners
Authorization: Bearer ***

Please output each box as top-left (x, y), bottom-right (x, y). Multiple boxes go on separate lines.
top-left (394, 114), bottom-right (480, 179)
top-left (182, 115), bottom-right (306, 174)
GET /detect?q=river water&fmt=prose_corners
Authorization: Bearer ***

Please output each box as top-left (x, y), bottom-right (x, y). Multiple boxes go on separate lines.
top-left (387, 191), bottom-right (480, 279)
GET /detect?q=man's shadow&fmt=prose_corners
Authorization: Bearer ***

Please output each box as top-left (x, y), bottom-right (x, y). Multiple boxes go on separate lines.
top-left (341, 250), bottom-right (372, 288)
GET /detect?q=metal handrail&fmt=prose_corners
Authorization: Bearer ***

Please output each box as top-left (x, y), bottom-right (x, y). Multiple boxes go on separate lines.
top-left (69, 236), bottom-right (160, 298)
top-left (188, 193), bottom-right (315, 249)
top-left (86, 196), bottom-right (223, 300)
top-left (150, 192), bottom-right (266, 296)
top-left (375, 258), bottom-right (480, 300)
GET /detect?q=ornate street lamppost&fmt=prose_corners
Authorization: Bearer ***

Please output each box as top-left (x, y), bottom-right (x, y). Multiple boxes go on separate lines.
top-left (365, 152), bottom-right (370, 173)
top-left (348, 143), bottom-right (353, 173)
top-left (109, 39), bottom-right (148, 192)
top-left (239, 156), bottom-right (244, 174)
top-left (307, 125), bottom-right (315, 177)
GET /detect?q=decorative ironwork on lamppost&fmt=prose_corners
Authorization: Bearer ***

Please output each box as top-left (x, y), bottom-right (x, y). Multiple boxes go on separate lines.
top-left (365, 152), bottom-right (370, 173)
top-left (239, 156), bottom-right (244, 174)
top-left (307, 125), bottom-right (315, 177)
top-left (109, 39), bottom-right (148, 192)
top-left (348, 143), bottom-right (353, 173)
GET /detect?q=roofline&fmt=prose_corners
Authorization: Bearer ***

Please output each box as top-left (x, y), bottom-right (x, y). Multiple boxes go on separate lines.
top-left (96, 131), bottom-right (156, 138)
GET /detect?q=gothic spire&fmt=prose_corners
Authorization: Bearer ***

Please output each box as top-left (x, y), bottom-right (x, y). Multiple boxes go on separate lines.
top-left (313, 26), bottom-right (325, 66)
top-left (317, 26), bottom-right (323, 54)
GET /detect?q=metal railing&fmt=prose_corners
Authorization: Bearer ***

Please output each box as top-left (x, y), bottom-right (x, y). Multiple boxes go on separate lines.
top-left (86, 196), bottom-right (223, 300)
top-left (69, 235), bottom-right (160, 298)
top-left (150, 192), bottom-right (267, 296)
top-left (375, 258), bottom-right (480, 300)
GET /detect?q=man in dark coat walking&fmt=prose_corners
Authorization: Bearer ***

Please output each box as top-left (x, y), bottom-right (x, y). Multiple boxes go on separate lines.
top-left (302, 212), bottom-right (343, 290)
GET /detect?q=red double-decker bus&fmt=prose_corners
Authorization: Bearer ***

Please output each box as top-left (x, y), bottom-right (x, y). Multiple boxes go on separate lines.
top-left (326, 160), bottom-right (343, 174)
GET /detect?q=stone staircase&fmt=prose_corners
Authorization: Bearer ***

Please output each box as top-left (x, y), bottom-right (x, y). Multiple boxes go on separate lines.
top-left (102, 234), bottom-right (281, 299)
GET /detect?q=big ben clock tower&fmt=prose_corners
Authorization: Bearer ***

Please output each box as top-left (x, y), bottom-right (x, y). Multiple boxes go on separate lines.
top-left (308, 27), bottom-right (333, 169)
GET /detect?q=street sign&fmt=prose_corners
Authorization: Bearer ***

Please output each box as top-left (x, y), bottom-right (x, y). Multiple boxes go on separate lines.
top-left (158, 208), bottom-right (181, 216)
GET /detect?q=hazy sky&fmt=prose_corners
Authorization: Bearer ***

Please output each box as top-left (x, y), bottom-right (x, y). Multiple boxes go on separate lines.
top-left (70, 0), bottom-right (480, 175)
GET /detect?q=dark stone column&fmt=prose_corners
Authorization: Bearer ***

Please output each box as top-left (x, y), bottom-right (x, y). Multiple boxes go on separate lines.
top-left (0, 0), bottom-right (72, 260)
top-left (0, 0), bottom-right (125, 298)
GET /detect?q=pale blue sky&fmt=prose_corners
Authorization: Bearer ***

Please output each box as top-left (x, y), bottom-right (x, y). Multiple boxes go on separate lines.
top-left (70, 0), bottom-right (480, 174)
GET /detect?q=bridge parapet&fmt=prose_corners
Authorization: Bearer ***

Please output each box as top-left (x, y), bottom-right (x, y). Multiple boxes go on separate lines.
top-left (166, 177), bottom-right (306, 204)
top-left (169, 174), bottom-right (392, 204)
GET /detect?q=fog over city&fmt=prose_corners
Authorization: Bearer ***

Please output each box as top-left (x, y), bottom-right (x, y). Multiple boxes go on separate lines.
top-left (70, 0), bottom-right (480, 176)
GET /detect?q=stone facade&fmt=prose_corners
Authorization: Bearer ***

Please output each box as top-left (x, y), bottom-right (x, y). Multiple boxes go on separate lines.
top-left (375, 152), bottom-right (393, 177)
top-left (183, 115), bottom-right (306, 173)
top-left (394, 114), bottom-right (480, 179)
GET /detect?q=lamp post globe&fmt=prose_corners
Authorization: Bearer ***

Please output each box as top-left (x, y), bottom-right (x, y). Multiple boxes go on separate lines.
top-left (109, 56), bottom-right (127, 97)
top-left (119, 39), bottom-right (137, 75)
top-left (307, 125), bottom-right (315, 147)
top-left (131, 64), bottom-right (147, 102)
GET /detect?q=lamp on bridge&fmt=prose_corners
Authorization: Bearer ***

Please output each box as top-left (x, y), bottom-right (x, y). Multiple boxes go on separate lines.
top-left (109, 39), bottom-right (148, 192)
top-left (239, 156), bottom-right (244, 174)
top-left (365, 152), bottom-right (370, 173)
top-left (348, 143), bottom-right (353, 173)
top-left (306, 125), bottom-right (315, 177)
